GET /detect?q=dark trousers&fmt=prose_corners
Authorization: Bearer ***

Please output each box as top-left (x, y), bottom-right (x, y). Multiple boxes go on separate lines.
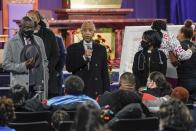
top-left (57, 72), bottom-right (64, 96)
top-left (28, 85), bottom-right (36, 98)
top-left (178, 78), bottom-right (196, 97)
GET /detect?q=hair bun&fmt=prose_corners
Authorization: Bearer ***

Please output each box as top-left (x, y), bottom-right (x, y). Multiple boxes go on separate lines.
top-left (184, 19), bottom-right (193, 28)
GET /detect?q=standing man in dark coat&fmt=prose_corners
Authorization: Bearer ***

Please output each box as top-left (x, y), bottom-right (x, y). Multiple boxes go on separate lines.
top-left (66, 21), bottom-right (110, 98)
top-left (55, 35), bottom-right (66, 96)
top-left (27, 10), bottom-right (59, 98)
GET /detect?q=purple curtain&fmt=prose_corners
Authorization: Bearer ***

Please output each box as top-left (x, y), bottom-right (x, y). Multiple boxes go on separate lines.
top-left (122, 0), bottom-right (196, 24)
top-left (0, 1), bottom-right (2, 10)
top-left (38, 0), bottom-right (62, 19)
top-left (170, 0), bottom-right (196, 24)
top-left (122, 0), bottom-right (157, 18)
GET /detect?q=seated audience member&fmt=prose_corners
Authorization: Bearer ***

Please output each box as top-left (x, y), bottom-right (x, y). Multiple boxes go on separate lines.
top-left (10, 85), bottom-right (49, 112)
top-left (176, 19), bottom-right (196, 99)
top-left (109, 90), bottom-right (142, 114)
top-left (10, 85), bottom-right (28, 111)
top-left (72, 104), bottom-right (110, 131)
top-left (0, 97), bottom-right (16, 131)
top-left (159, 98), bottom-right (193, 131)
top-left (142, 72), bottom-right (172, 113)
top-left (98, 72), bottom-right (137, 107)
top-left (119, 72), bottom-right (136, 91)
top-left (171, 87), bottom-right (196, 130)
top-left (171, 87), bottom-right (189, 103)
top-left (142, 71), bottom-right (172, 105)
top-left (51, 110), bottom-right (70, 131)
top-left (47, 75), bottom-right (100, 110)
top-left (108, 102), bottom-right (152, 127)
top-left (132, 30), bottom-right (167, 89)
top-left (98, 72), bottom-right (151, 116)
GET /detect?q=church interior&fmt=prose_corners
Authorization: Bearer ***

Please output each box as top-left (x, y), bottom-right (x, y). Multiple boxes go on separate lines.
top-left (0, 0), bottom-right (196, 131)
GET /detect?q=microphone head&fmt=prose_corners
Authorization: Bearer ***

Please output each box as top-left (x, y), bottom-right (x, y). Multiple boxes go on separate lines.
top-left (86, 44), bottom-right (92, 50)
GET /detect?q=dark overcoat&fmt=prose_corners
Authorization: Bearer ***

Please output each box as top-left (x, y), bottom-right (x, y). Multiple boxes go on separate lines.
top-left (66, 41), bottom-right (110, 98)
top-left (34, 27), bottom-right (59, 96)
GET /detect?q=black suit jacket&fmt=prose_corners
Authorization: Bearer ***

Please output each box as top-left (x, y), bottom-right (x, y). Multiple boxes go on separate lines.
top-left (66, 41), bottom-right (110, 98)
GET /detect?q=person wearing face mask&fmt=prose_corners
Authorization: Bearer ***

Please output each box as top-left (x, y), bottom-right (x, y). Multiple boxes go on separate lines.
top-left (2, 16), bottom-right (48, 99)
top-left (66, 21), bottom-right (110, 99)
top-left (26, 10), bottom-right (60, 98)
top-left (132, 30), bottom-right (167, 89)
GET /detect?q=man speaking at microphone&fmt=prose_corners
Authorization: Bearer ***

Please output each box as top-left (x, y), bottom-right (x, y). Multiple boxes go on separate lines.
top-left (66, 21), bottom-right (110, 99)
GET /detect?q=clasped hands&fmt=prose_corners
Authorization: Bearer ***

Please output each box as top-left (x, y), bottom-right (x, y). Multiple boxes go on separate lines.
top-left (25, 57), bottom-right (35, 69)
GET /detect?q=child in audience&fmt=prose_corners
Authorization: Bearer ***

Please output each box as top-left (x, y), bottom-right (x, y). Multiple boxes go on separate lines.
top-left (51, 110), bottom-right (70, 131)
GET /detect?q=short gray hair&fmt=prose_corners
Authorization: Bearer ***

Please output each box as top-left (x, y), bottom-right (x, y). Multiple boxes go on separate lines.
top-left (81, 21), bottom-right (96, 31)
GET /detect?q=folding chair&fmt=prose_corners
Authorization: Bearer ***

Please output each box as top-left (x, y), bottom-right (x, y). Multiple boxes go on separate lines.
top-left (109, 117), bottom-right (159, 131)
top-left (9, 121), bottom-right (50, 131)
top-left (59, 121), bottom-right (74, 131)
top-left (186, 104), bottom-right (194, 110)
top-left (13, 111), bottom-right (51, 123)
top-left (66, 111), bottom-right (77, 120)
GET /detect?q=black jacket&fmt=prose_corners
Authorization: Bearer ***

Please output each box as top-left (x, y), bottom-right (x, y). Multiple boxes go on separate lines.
top-left (177, 40), bottom-right (196, 79)
top-left (66, 41), bottom-right (110, 98)
top-left (55, 36), bottom-right (66, 73)
top-left (132, 49), bottom-right (167, 88)
top-left (34, 27), bottom-right (60, 95)
top-left (108, 103), bottom-right (151, 127)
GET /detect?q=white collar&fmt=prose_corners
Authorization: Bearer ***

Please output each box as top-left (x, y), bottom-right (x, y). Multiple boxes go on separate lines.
top-left (83, 40), bottom-right (93, 45)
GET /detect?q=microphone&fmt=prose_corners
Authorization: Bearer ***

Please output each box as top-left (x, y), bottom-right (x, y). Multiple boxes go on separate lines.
top-left (86, 44), bottom-right (92, 62)
top-left (86, 44), bottom-right (92, 70)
